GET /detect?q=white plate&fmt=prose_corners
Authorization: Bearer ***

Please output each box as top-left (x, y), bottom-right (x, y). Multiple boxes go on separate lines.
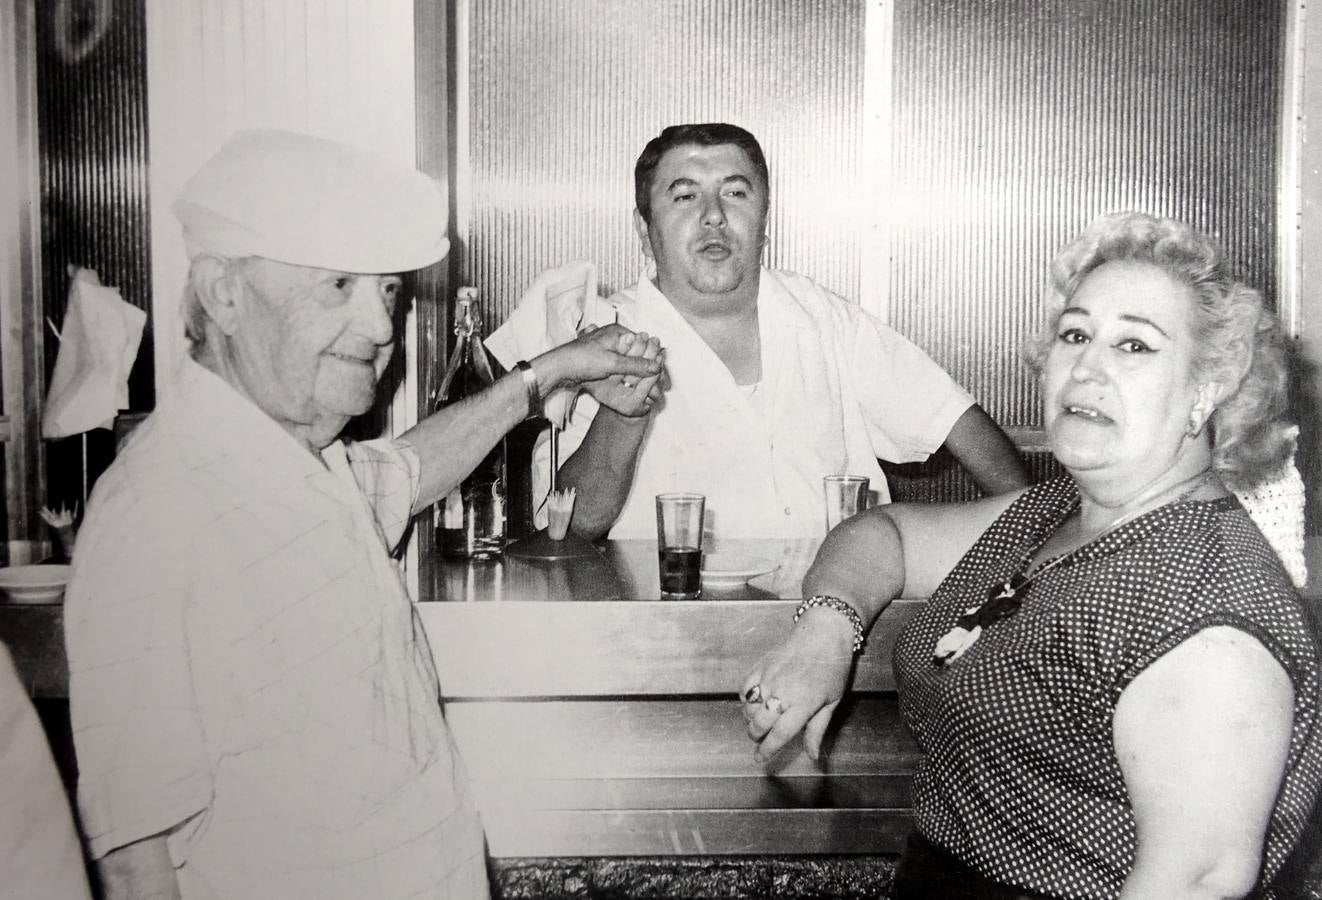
top-left (701, 554), bottom-right (775, 587)
top-left (0, 564), bottom-right (71, 605)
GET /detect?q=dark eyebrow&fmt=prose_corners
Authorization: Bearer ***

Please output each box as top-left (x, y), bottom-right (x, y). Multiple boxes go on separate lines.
top-left (664, 177), bottom-right (699, 194)
top-left (1060, 306), bottom-right (1170, 338)
top-left (663, 174), bottom-right (757, 194)
top-left (1119, 313), bottom-right (1169, 338)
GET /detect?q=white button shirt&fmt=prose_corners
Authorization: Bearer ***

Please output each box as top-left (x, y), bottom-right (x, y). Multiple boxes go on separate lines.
top-left (538, 269), bottom-right (974, 540)
top-left (66, 359), bottom-right (488, 900)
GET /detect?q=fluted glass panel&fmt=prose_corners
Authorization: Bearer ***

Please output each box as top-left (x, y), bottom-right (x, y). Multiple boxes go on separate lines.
top-left (37, 0), bottom-right (152, 406)
top-left (461, 0), bottom-right (867, 323)
top-left (36, 0), bottom-right (151, 514)
top-left (890, 0), bottom-right (1283, 429)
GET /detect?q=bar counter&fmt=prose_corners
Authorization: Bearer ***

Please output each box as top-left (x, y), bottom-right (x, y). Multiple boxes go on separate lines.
top-left (420, 537), bottom-right (922, 858)
top-left (0, 538), bottom-right (924, 861)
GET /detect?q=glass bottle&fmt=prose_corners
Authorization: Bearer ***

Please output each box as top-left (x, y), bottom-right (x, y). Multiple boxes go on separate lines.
top-left (435, 287), bottom-right (507, 559)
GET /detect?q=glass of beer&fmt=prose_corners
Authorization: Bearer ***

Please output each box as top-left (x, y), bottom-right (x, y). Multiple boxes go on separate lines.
top-left (655, 493), bottom-right (704, 600)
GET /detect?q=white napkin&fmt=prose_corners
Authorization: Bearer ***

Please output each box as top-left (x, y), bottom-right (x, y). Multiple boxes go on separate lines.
top-left (486, 260), bottom-right (611, 429)
top-left (41, 268), bottom-right (146, 438)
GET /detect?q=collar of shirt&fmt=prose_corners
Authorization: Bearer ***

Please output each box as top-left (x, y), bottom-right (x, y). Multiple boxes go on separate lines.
top-left (168, 357), bottom-right (347, 495)
top-left (614, 268), bottom-right (819, 425)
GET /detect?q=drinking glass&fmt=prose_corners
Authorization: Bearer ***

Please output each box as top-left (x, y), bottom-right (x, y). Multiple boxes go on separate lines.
top-left (824, 475), bottom-right (870, 531)
top-left (655, 493), bottom-right (705, 599)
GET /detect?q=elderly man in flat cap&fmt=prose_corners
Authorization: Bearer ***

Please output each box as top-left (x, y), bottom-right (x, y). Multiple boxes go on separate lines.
top-left (63, 130), bottom-right (663, 900)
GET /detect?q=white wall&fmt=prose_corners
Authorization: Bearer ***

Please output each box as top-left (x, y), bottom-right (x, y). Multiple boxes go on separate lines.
top-left (145, 0), bottom-right (419, 397)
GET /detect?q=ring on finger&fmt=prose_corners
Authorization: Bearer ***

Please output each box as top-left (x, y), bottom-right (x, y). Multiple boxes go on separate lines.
top-left (764, 695), bottom-right (786, 715)
top-left (743, 684), bottom-right (763, 704)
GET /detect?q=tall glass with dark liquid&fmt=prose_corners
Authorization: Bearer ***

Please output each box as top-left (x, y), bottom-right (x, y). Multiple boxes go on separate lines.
top-left (655, 493), bottom-right (704, 599)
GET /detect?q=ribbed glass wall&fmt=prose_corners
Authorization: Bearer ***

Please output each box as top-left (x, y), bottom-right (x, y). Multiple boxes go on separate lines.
top-left (459, 0), bottom-right (1282, 437)
top-left (36, 0), bottom-right (152, 514)
top-left (890, 0), bottom-right (1283, 429)
top-left (460, 0), bottom-right (867, 323)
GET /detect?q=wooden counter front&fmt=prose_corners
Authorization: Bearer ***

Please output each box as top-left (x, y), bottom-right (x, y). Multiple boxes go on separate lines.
top-left (0, 538), bottom-right (925, 859)
top-left (420, 538), bottom-right (923, 858)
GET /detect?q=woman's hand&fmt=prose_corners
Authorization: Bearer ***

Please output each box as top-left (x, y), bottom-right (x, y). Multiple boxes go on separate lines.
top-left (741, 605), bottom-right (858, 763)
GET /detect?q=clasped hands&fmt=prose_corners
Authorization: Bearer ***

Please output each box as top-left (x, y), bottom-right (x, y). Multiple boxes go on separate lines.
top-left (567, 323), bottom-right (668, 417)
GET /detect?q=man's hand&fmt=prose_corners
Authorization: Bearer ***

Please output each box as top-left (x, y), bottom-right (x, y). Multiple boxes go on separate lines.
top-left (532, 324), bottom-right (664, 400)
top-left (581, 328), bottom-right (667, 417)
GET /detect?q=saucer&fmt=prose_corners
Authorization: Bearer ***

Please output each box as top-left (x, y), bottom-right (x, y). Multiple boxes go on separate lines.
top-left (701, 554), bottom-right (775, 587)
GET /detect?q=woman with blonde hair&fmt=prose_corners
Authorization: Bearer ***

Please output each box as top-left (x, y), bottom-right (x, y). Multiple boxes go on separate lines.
top-left (743, 212), bottom-right (1322, 899)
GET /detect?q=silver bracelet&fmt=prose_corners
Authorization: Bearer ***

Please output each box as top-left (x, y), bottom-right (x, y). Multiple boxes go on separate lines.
top-left (793, 595), bottom-right (866, 655)
top-left (515, 360), bottom-right (542, 420)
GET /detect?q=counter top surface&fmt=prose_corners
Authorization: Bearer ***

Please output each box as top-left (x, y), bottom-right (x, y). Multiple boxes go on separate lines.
top-left (426, 537), bottom-right (818, 604)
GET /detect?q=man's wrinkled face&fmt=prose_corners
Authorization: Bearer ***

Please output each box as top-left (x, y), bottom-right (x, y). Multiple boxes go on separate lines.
top-left (224, 258), bottom-right (401, 443)
top-left (635, 143), bottom-right (768, 302)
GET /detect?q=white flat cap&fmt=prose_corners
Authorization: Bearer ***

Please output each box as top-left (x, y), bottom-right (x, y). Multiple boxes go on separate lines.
top-left (172, 129), bottom-right (449, 273)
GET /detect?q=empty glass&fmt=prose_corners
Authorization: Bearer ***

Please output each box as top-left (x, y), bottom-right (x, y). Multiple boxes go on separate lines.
top-left (823, 475), bottom-right (869, 531)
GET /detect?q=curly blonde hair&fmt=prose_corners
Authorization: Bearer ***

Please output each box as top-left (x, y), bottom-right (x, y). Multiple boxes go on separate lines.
top-left (1022, 211), bottom-right (1293, 489)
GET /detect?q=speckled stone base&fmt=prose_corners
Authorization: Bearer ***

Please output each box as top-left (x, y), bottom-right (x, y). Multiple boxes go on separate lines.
top-left (491, 856), bottom-right (898, 899)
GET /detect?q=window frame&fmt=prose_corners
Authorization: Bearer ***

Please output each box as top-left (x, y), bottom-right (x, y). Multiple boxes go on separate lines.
top-left (0, 0), bottom-right (48, 550)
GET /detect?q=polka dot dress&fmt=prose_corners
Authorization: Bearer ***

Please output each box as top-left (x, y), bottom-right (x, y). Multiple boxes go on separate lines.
top-left (892, 477), bottom-right (1322, 900)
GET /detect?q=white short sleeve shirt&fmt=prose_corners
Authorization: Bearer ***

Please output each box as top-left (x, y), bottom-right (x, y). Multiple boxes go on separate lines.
top-left (66, 359), bottom-right (488, 900)
top-left (538, 269), bottom-right (975, 540)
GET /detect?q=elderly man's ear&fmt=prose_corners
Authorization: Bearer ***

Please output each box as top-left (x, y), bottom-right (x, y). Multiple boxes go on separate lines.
top-left (189, 254), bottom-right (247, 337)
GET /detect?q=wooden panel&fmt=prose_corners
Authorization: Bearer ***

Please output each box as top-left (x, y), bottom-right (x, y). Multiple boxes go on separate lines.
top-left (444, 698), bottom-right (921, 781)
top-left (482, 808), bottom-right (913, 857)
top-left (446, 698), bottom-right (920, 857)
top-left (0, 600), bottom-right (926, 703)
top-left (511, 775), bottom-right (912, 811)
top-left (421, 599), bottom-right (922, 698)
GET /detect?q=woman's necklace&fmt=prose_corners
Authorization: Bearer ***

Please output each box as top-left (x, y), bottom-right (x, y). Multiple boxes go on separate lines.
top-left (932, 468), bottom-right (1214, 667)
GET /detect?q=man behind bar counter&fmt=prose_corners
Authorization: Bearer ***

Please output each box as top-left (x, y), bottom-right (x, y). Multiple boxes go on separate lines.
top-left (62, 129), bottom-right (662, 900)
top-left (543, 123), bottom-right (1029, 541)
